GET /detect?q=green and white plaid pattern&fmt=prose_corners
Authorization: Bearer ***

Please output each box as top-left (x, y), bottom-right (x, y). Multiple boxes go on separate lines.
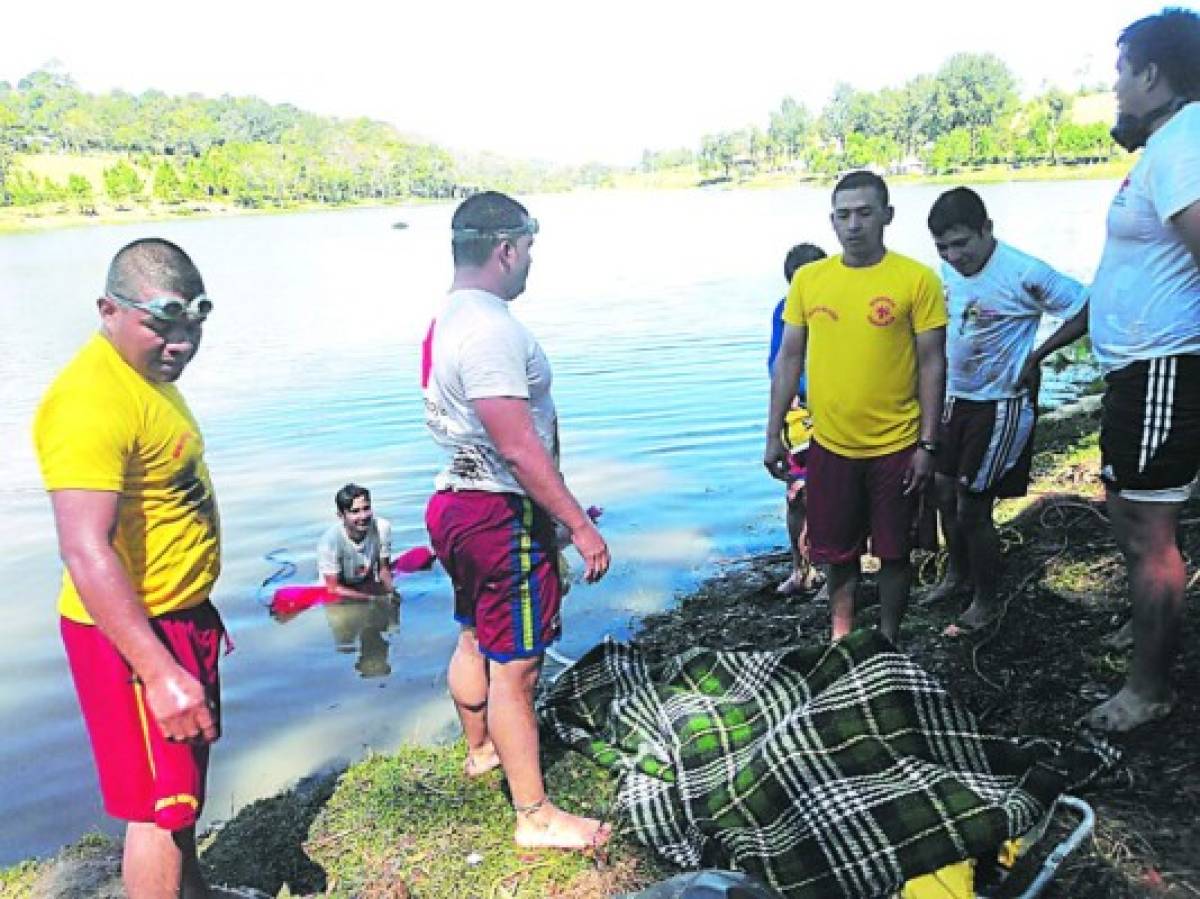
top-left (539, 630), bottom-right (1116, 899)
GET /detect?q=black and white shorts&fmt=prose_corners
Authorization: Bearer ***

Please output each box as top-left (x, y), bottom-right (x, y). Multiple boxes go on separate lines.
top-left (1100, 355), bottom-right (1200, 501)
top-left (937, 395), bottom-right (1036, 498)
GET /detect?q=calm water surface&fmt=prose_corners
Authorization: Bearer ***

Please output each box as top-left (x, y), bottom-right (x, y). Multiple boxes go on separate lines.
top-left (0, 180), bottom-right (1115, 862)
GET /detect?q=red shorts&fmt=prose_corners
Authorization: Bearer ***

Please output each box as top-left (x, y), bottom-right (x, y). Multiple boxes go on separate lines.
top-left (61, 601), bottom-right (225, 831)
top-left (426, 490), bottom-right (563, 661)
top-left (805, 440), bottom-right (918, 565)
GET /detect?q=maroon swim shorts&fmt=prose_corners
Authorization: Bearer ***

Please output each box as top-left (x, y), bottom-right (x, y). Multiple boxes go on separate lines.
top-left (61, 601), bottom-right (225, 831)
top-left (805, 440), bottom-right (918, 565)
top-left (426, 490), bottom-right (563, 661)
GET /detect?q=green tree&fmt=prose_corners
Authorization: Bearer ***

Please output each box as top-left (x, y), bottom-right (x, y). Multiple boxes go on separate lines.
top-left (894, 76), bottom-right (937, 157)
top-left (931, 53), bottom-right (1018, 157)
top-left (152, 160), bottom-right (182, 202)
top-left (103, 159), bottom-right (144, 202)
top-left (819, 82), bottom-right (857, 154)
top-left (926, 128), bottom-right (973, 172)
top-left (66, 172), bottom-right (95, 212)
top-left (768, 97), bottom-right (813, 161)
top-left (1021, 88), bottom-right (1071, 163)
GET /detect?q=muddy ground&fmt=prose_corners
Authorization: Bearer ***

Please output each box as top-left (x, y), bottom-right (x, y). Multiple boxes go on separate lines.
top-left (630, 410), bottom-right (1200, 898)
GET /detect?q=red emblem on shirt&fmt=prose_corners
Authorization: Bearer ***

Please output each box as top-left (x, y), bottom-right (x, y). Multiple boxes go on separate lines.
top-left (867, 296), bottom-right (897, 327)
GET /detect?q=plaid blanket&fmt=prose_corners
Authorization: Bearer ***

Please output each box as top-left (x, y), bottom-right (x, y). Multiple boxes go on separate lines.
top-left (539, 630), bottom-right (1116, 899)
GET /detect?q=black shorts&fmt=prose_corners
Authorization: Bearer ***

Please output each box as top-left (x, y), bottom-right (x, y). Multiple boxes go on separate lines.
top-left (936, 395), bottom-right (1035, 498)
top-left (1100, 355), bottom-right (1200, 499)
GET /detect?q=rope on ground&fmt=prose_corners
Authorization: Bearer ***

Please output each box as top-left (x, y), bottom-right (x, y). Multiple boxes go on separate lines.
top-left (966, 497), bottom-right (1102, 693)
top-left (1037, 499), bottom-right (1109, 528)
top-left (969, 543), bottom-right (1064, 693)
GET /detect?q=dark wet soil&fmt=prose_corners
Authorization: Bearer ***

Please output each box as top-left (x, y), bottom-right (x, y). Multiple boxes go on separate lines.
top-left (630, 408), bottom-right (1200, 898)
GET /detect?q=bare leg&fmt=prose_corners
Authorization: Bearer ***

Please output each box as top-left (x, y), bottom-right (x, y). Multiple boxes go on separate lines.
top-left (926, 473), bottom-right (968, 602)
top-left (1084, 491), bottom-right (1183, 732)
top-left (779, 486), bottom-right (817, 593)
top-left (828, 561), bottom-right (859, 641)
top-left (957, 490), bottom-right (1001, 629)
top-left (488, 656), bottom-right (610, 850)
top-left (123, 822), bottom-right (209, 899)
top-left (448, 627), bottom-right (499, 776)
top-left (876, 559), bottom-right (912, 645)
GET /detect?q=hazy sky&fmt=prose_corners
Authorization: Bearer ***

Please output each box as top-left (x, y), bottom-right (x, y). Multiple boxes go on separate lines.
top-left (1, 0), bottom-right (1168, 165)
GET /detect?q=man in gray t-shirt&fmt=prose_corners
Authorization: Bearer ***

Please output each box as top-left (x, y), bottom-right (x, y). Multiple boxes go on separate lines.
top-left (317, 483), bottom-right (394, 600)
top-left (422, 191), bottom-right (610, 852)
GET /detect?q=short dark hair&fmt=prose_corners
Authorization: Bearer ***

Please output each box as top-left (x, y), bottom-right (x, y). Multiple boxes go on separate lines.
top-left (335, 483), bottom-right (370, 514)
top-left (451, 191), bottom-right (530, 267)
top-left (106, 238), bottom-right (204, 300)
top-left (927, 187), bottom-right (989, 237)
top-left (832, 170), bottom-right (889, 208)
top-left (783, 243), bottom-right (827, 282)
top-left (1119, 7), bottom-right (1200, 100)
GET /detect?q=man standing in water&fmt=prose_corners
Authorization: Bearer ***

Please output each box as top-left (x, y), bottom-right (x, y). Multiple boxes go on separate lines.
top-left (765, 171), bottom-right (947, 644)
top-left (35, 239), bottom-right (224, 898)
top-left (925, 187), bottom-right (1087, 630)
top-left (422, 191), bottom-right (611, 850)
top-left (1082, 8), bottom-right (1200, 733)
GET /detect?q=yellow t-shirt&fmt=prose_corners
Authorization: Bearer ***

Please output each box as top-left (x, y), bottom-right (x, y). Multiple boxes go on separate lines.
top-left (783, 251), bottom-right (946, 458)
top-left (34, 334), bottom-right (221, 623)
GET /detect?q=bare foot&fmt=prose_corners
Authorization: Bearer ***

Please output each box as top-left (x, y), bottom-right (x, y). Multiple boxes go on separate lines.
top-left (1081, 687), bottom-right (1174, 734)
top-left (463, 744), bottom-right (501, 778)
top-left (958, 600), bottom-right (999, 631)
top-left (776, 571), bottom-right (806, 596)
top-left (923, 576), bottom-right (968, 605)
top-left (514, 800), bottom-right (612, 851)
top-left (1100, 620), bottom-right (1134, 651)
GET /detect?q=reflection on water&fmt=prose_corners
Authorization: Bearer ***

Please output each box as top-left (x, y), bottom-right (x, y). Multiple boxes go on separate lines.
top-left (270, 594), bottom-right (401, 679)
top-left (0, 180), bottom-right (1122, 864)
top-left (324, 597), bottom-right (400, 679)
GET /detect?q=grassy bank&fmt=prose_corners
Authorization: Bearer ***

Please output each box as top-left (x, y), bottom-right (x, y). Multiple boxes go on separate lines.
top-left (6, 396), bottom-right (1197, 898)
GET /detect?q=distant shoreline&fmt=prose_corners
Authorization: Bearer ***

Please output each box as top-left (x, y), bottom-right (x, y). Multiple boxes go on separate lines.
top-left (0, 196), bottom-right (445, 237)
top-left (0, 162), bottom-right (1129, 237)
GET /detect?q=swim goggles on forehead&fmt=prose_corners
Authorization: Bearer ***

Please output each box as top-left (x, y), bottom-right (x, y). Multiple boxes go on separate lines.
top-left (106, 292), bottom-right (213, 323)
top-left (450, 217), bottom-right (539, 242)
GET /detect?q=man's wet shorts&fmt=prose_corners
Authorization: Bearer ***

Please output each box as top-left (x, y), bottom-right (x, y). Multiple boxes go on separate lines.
top-left (426, 489), bottom-right (563, 661)
top-left (60, 600), bottom-right (225, 831)
top-left (1101, 355), bottom-right (1200, 502)
top-left (937, 395), bottom-right (1035, 498)
top-left (805, 440), bottom-right (918, 565)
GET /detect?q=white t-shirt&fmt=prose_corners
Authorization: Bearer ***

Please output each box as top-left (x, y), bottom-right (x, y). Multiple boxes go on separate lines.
top-left (1090, 101), bottom-right (1200, 374)
top-left (424, 288), bottom-right (558, 494)
top-left (317, 517), bottom-right (392, 585)
top-left (942, 241), bottom-right (1087, 400)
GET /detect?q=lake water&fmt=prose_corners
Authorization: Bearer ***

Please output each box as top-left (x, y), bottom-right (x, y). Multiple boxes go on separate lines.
top-left (0, 179), bottom-right (1116, 863)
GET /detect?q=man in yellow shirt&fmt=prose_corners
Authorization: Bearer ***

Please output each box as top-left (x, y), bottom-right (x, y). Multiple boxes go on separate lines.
top-left (34, 238), bottom-right (223, 899)
top-left (765, 171), bottom-right (947, 644)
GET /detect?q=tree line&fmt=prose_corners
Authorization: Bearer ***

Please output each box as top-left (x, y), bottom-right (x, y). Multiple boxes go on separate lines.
top-left (643, 54), bottom-right (1121, 179)
top-left (0, 69), bottom-right (611, 211)
top-left (1, 54), bottom-right (1122, 214)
